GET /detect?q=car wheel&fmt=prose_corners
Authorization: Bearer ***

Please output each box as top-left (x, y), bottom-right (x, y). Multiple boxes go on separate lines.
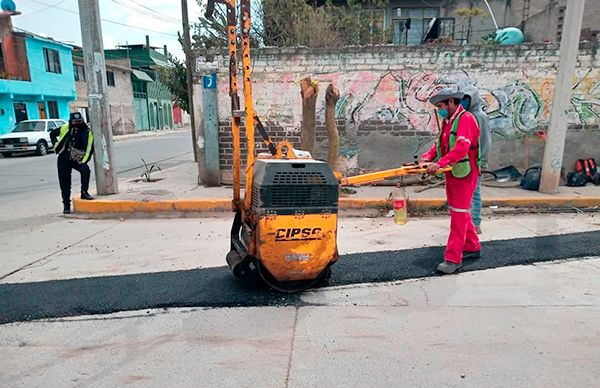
top-left (1, 152), bottom-right (12, 157)
top-left (36, 141), bottom-right (48, 156)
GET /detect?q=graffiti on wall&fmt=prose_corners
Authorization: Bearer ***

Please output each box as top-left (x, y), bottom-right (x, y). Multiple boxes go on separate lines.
top-left (334, 70), bottom-right (600, 136)
top-left (221, 67), bottom-right (600, 137)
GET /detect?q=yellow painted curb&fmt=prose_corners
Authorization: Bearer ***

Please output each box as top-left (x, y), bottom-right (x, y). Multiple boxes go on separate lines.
top-left (73, 195), bottom-right (600, 214)
top-left (338, 197), bottom-right (388, 209)
top-left (172, 199), bottom-right (231, 212)
top-left (73, 198), bottom-right (233, 213)
top-left (73, 199), bottom-right (174, 213)
top-left (483, 196), bottom-right (600, 208)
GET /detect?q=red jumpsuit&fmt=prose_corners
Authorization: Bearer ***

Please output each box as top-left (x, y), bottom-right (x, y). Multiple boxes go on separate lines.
top-left (421, 105), bottom-right (481, 263)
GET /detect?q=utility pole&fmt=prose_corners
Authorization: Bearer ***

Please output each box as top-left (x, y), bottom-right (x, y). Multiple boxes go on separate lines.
top-left (182, 0), bottom-right (207, 184)
top-left (539, 0), bottom-right (585, 194)
top-left (77, 0), bottom-right (118, 194)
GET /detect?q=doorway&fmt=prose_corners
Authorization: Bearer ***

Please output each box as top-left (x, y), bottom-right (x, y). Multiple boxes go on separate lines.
top-left (13, 102), bottom-right (28, 123)
top-left (38, 102), bottom-right (47, 119)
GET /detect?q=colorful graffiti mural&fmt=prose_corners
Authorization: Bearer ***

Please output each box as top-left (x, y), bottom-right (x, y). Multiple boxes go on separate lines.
top-left (218, 66), bottom-right (600, 138)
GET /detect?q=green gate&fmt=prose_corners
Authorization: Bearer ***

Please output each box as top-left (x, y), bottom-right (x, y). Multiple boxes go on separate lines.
top-left (133, 92), bottom-right (149, 131)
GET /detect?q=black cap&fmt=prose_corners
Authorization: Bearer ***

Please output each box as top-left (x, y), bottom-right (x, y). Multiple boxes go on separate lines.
top-left (69, 112), bottom-right (83, 121)
top-left (69, 112), bottom-right (85, 126)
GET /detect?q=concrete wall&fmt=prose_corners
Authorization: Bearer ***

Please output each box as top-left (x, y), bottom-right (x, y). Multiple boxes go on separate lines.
top-left (198, 43), bottom-right (600, 181)
top-left (510, 0), bottom-right (600, 43)
top-left (71, 58), bottom-right (136, 135)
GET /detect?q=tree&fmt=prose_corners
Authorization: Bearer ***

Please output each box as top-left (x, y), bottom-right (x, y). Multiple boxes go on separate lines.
top-left (325, 83), bottom-right (340, 169)
top-left (191, 1), bottom-right (262, 49)
top-left (456, 6), bottom-right (488, 43)
top-left (158, 54), bottom-right (189, 113)
top-left (300, 76), bottom-right (319, 155)
top-left (262, 0), bottom-right (391, 48)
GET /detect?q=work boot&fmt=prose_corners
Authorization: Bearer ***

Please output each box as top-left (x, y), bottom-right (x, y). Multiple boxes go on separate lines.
top-left (462, 250), bottom-right (481, 260)
top-left (436, 260), bottom-right (462, 274)
top-left (63, 203), bottom-right (71, 214)
top-left (475, 226), bottom-right (482, 235)
top-left (81, 191), bottom-right (94, 200)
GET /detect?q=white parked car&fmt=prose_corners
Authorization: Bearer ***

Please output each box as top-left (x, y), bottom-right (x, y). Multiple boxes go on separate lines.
top-left (0, 119), bottom-right (67, 157)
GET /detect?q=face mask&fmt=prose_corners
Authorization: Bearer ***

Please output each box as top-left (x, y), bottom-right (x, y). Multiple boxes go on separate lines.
top-left (460, 98), bottom-right (470, 110)
top-left (438, 108), bottom-right (449, 119)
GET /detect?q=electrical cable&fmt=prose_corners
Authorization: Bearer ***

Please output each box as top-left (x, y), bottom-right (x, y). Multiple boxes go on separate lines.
top-left (109, 0), bottom-right (180, 24)
top-left (21, 0), bottom-right (179, 37)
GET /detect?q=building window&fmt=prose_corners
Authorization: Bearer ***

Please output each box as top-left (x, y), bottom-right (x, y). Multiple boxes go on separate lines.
top-left (47, 101), bottom-right (59, 119)
top-left (107, 71), bottom-right (115, 86)
top-left (43, 48), bottom-right (62, 74)
top-left (0, 43), bottom-right (5, 74)
top-left (73, 64), bottom-right (85, 82)
top-left (393, 7), bottom-right (440, 46)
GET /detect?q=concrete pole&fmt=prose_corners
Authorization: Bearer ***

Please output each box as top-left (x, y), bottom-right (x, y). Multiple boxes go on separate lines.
top-left (182, 0), bottom-right (206, 185)
top-left (539, 0), bottom-right (585, 194)
top-left (77, 0), bottom-right (118, 195)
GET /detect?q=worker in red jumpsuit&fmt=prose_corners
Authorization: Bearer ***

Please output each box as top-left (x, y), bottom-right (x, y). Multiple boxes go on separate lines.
top-left (420, 88), bottom-right (481, 274)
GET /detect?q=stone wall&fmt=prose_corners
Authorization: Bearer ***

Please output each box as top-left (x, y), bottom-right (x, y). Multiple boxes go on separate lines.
top-left (200, 43), bottom-right (600, 181)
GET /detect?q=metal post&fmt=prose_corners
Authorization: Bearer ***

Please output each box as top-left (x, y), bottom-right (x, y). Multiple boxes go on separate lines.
top-left (539, 0), bottom-right (585, 194)
top-left (77, 0), bottom-right (118, 195)
top-left (181, 0), bottom-right (205, 183)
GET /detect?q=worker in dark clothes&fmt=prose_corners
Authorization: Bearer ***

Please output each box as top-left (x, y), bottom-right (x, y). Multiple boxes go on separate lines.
top-left (461, 85), bottom-right (491, 235)
top-left (50, 112), bottom-right (95, 214)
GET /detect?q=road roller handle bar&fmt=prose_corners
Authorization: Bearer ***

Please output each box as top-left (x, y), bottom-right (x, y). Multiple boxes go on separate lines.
top-left (338, 163), bottom-right (452, 186)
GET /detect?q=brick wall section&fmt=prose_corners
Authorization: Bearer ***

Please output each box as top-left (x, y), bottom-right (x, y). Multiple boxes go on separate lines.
top-left (219, 119), bottom-right (346, 172)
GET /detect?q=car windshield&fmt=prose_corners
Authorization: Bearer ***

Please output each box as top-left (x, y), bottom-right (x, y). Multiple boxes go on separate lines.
top-left (12, 121), bottom-right (46, 132)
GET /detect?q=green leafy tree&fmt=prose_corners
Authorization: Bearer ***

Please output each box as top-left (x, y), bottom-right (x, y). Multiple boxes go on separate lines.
top-left (158, 54), bottom-right (190, 113)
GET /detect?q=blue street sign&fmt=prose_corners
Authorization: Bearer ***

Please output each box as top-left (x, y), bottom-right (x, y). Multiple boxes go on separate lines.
top-left (203, 73), bottom-right (217, 89)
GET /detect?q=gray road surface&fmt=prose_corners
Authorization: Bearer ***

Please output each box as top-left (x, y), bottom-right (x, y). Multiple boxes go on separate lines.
top-left (0, 131), bottom-right (192, 220)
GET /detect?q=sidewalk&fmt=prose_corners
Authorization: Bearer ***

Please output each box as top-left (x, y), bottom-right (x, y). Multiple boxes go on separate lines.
top-left (112, 127), bottom-right (190, 142)
top-left (74, 161), bottom-right (600, 216)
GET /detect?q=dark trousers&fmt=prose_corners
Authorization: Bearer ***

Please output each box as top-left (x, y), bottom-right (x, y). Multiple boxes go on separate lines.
top-left (57, 152), bottom-right (90, 204)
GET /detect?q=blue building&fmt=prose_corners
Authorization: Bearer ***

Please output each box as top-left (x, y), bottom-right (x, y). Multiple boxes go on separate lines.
top-left (0, 27), bottom-right (76, 134)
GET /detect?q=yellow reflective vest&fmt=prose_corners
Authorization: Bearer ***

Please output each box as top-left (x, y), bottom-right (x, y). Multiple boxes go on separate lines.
top-left (53, 124), bottom-right (94, 164)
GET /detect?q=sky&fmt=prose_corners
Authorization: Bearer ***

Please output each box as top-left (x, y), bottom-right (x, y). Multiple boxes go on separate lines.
top-left (11, 0), bottom-right (205, 59)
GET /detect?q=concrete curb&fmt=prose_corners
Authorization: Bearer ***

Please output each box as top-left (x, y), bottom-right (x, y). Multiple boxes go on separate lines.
top-left (73, 196), bottom-right (600, 216)
top-left (113, 128), bottom-right (190, 142)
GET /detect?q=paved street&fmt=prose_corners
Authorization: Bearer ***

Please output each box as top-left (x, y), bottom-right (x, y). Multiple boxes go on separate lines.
top-left (0, 131), bottom-right (192, 221)
top-left (1, 130), bottom-right (600, 387)
top-left (0, 212), bottom-right (599, 387)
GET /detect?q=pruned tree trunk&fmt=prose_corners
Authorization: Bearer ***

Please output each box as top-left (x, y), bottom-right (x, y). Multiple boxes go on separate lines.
top-left (325, 83), bottom-right (340, 170)
top-left (300, 77), bottom-right (318, 155)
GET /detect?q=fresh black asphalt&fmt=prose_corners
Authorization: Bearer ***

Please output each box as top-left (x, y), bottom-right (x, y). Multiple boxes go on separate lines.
top-left (1, 231), bottom-right (599, 324)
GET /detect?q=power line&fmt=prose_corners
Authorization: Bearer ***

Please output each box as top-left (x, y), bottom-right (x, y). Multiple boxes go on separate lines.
top-left (109, 0), bottom-right (180, 24)
top-left (17, 0), bottom-right (68, 19)
top-left (124, 0), bottom-right (181, 22)
top-left (21, 0), bottom-right (179, 37)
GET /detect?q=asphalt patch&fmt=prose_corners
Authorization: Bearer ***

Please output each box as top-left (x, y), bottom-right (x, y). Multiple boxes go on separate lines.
top-left (1, 231), bottom-right (599, 324)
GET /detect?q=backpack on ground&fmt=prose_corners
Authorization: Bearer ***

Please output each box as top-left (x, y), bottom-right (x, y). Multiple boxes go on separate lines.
top-left (520, 164), bottom-right (542, 191)
top-left (567, 171), bottom-right (589, 187)
top-left (575, 158), bottom-right (597, 181)
top-left (592, 172), bottom-right (600, 186)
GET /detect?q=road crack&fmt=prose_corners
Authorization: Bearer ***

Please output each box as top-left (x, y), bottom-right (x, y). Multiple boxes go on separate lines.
top-left (284, 307), bottom-right (299, 388)
top-left (0, 222), bottom-right (120, 282)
